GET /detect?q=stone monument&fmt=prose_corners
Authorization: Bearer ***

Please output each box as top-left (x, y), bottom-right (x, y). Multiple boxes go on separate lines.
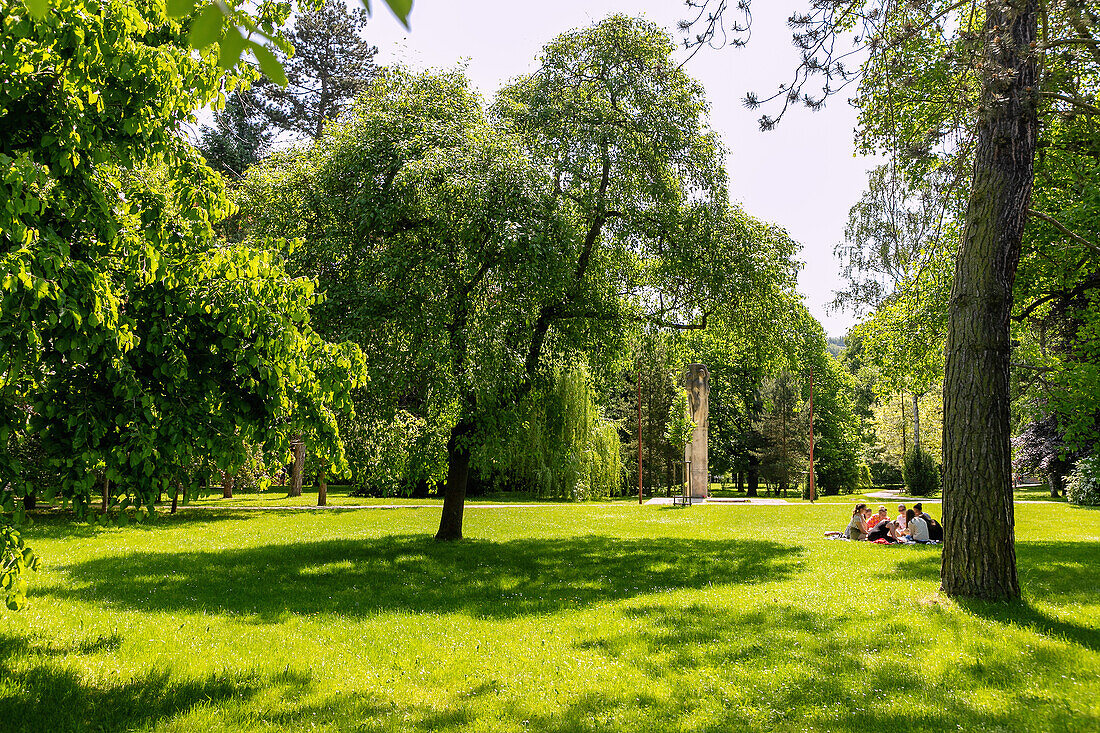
top-left (684, 364), bottom-right (709, 499)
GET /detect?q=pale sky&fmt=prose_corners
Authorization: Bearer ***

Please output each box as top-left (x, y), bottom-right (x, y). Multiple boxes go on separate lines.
top-left (364, 0), bottom-right (876, 337)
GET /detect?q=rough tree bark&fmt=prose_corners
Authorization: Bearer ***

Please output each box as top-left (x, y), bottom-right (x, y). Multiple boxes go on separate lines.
top-left (289, 434), bottom-right (305, 498)
top-left (317, 470), bottom-right (327, 506)
top-left (941, 0), bottom-right (1038, 601)
top-left (436, 412), bottom-right (475, 541)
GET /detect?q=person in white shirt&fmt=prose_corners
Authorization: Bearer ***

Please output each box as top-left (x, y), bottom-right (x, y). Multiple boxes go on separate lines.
top-left (905, 508), bottom-right (930, 543)
top-left (896, 504), bottom-right (908, 532)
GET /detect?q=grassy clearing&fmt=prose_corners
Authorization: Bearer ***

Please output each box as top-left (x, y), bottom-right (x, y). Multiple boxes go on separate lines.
top-left (2, 502), bottom-right (1097, 732)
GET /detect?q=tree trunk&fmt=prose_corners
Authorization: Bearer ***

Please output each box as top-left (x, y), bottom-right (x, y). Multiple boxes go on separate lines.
top-left (900, 397), bottom-right (907, 459)
top-left (746, 462), bottom-right (759, 498)
top-left (1047, 470), bottom-right (1063, 499)
top-left (941, 0), bottom-right (1038, 601)
top-left (436, 416), bottom-right (475, 541)
top-left (170, 481), bottom-right (180, 514)
top-left (222, 471), bottom-right (234, 499)
top-left (100, 475), bottom-right (109, 514)
top-left (289, 434), bottom-right (304, 498)
top-left (737, 471), bottom-right (744, 492)
top-left (317, 470), bottom-right (328, 506)
top-left (913, 393), bottom-right (921, 453)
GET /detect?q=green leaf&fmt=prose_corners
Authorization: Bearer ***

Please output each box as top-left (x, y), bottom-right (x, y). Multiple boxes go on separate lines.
top-left (382, 0), bottom-right (412, 29)
top-left (250, 41), bottom-right (287, 87)
top-left (166, 0), bottom-right (197, 17)
top-left (24, 0), bottom-right (48, 19)
top-left (218, 26), bottom-right (246, 68)
top-left (188, 4), bottom-right (223, 49)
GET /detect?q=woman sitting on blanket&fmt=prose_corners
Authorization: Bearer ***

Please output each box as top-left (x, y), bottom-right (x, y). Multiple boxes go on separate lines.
top-left (843, 503), bottom-right (870, 540)
top-left (866, 506), bottom-right (901, 543)
top-left (902, 508), bottom-right (931, 543)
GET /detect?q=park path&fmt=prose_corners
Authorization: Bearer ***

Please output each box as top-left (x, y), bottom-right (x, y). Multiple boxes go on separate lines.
top-left (644, 497), bottom-right (790, 506)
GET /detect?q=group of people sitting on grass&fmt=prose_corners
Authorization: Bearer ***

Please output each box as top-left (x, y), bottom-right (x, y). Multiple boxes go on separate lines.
top-left (840, 502), bottom-right (943, 543)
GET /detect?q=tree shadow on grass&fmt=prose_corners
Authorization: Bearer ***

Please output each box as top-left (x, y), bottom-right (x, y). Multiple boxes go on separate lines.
top-left (23, 508), bottom-right (275, 542)
top-left (0, 633), bottom-right (265, 733)
top-left (952, 540), bottom-right (1100, 653)
top-left (557, 602), bottom-right (1094, 733)
top-left (225, 598), bottom-right (1098, 732)
top-left (40, 536), bottom-right (801, 621)
top-left (890, 539), bottom-right (1100, 654)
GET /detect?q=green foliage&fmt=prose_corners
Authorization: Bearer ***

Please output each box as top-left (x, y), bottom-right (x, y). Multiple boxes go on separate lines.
top-left (1, 0), bottom-right (367, 605)
top-left (197, 90), bottom-right (273, 179)
top-left (0, 523), bottom-right (39, 610)
top-left (903, 446), bottom-right (940, 497)
top-left (857, 463), bottom-right (873, 492)
top-left (664, 390), bottom-right (696, 453)
top-left (757, 371), bottom-right (808, 492)
top-left (1066, 451), bottom-right (1100, 507)
top-left (489, 366), bottom-right (622, 501)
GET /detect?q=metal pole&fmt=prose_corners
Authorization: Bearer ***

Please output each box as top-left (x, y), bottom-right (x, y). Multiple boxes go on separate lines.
top-left (637, 355), bottom-right (643, 505)
top-left (808, 363), bottom-right (816, 503)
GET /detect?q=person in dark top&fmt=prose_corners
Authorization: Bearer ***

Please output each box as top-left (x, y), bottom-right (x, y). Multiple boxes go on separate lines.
top-left (913, 503), bottom-right (943, 541)
top-left (867, 518), bottom-right (900, 543)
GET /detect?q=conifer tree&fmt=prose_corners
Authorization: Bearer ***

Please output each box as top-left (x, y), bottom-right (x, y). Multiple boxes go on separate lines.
top-left (253, 0), bottom-right (379, 140)
top-left (197, 91), bottom-right (273, 179)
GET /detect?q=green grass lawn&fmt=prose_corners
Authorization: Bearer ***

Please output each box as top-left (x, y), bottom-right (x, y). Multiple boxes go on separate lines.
top-left (2, 502), bottom-right (1097, 732)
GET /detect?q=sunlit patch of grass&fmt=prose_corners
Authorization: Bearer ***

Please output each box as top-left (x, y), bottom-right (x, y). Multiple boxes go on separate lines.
top-left (2, 503), bottom-right (1097, 731)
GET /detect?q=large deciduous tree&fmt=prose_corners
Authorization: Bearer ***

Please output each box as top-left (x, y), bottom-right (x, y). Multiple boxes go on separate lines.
top-left (684, 0), bottom-right (1098, 600)
top-left (242, 16), bottom-right (800, 541)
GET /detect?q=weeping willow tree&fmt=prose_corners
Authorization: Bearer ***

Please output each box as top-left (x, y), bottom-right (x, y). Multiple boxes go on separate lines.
top-left (489, 365), bottom-right (621, 500)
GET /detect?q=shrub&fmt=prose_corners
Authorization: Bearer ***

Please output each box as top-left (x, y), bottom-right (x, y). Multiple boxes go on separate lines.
top-left (1066, 452), bottom-right (1100, 506)
top-left (857, 463), bottom-right (873, 493)
top-left (869, 461), bottom-right (903, 486)
top-left (902, 447), bottom-right (939, 497)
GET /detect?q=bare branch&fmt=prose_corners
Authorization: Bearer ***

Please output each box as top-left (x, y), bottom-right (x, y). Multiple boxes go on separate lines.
top-left (1027, 208), bottom-right (1100, 256)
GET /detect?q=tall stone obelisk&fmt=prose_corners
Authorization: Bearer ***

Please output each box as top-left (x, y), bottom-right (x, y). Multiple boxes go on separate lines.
top-left (684, 364), bottom-right (709, 499)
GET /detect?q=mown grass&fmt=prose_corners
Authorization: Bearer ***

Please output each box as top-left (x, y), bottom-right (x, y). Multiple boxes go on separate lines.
top-left (2, 502), bottom-right (1097, 732)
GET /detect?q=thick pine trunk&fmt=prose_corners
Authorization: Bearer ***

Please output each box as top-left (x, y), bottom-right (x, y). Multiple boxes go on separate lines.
top-left (289, 434), bottom-right (304, 498)
top-left (436, 416), bottom-right (474, 541)
top-left (941, 0), bottom-right (1038, 601)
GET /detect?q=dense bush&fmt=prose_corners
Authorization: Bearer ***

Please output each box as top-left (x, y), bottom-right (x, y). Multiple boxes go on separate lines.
top-left (1066, 452), bottom-right (1100, 506)
top-left (902, 447), bottom-right (939, 497)
top-left (869, 461), bottom-right (903, 486)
